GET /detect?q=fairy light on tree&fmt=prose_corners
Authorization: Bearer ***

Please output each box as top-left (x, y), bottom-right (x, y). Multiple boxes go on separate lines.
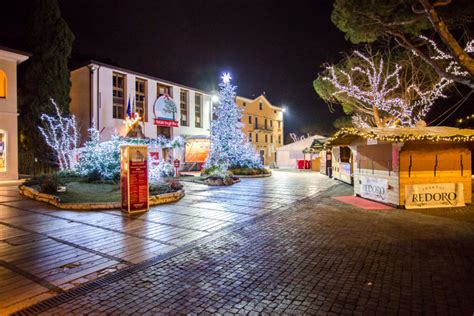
top-left (38, 99), bottom-right (78, 170)
top-left (322, 50), bottom-right (451, 128)
top-left (204, 72), bottom-right (262, 173)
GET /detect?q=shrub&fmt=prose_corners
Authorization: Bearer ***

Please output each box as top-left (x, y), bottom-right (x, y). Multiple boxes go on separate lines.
top-left (229, 167), bottom-right (270, 175)
top-left (149, 179), bottom-right (183, 195)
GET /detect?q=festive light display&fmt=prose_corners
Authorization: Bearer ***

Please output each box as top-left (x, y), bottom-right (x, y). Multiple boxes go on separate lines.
top-left (38, 99), bottom-right (79, 170)
top-left (322, 127), bottom-right (474, 149)
top-left (323, 51), bottom-right (450, 128)
top-left (204, 73), bottom-right (263, 172)
top-left (75, 128), bottom-right (185, 181)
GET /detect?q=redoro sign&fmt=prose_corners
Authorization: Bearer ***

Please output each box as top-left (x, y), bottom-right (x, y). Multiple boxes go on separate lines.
top-left (360, 176), bottom-right (388, 202)
top-left (405, 183), bottom-right (465, 209)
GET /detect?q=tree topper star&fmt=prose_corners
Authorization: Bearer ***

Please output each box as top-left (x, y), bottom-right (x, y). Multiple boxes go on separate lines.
top-left (221, 72), bottom-right (232, 83)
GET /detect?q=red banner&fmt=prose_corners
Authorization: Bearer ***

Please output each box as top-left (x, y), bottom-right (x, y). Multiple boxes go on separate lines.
top-left (154, 118), bottom-right (179, 127)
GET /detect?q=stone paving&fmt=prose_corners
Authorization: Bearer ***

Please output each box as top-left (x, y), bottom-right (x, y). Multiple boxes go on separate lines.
top-left (0, 170), bottom-right (335, 314)
top-left (16, 175), bottom-right (474, 315)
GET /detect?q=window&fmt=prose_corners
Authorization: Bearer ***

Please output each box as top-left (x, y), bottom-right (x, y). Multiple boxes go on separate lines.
top-left (0, 131), bottom-right (6, 172)
top-left (259, 102), bottom-right (263, 110)
top-left (270, 120), bottom-right (273, 128)
top-left (278, 135), bottom-right (281, 144)
top-left (0, 70), bottom-right (6, 98)
top-left (278, 121), bottom-right (281, 129)
top-left (265, 135), bottom-right (268, 143)
top-left (157, 84), bottom-right (172, 97)
top-left (255, 117), bottom-right (258, 129)
top-left (135, 79), bottom-right (147, 121)
top-left (248, 116), bottom-right (252, 124)
top-left (180, 89), bottom-right (189, 126)
top-left (113, 73), bottom-right (125, 119)
top-left (264, 119), bottom-right (267, 129)
top-left (195, 93), bottom-right (202, 128)
top-left (248, 132), bottom-right (252, 142)
top-left (243, 102), bottom-right (246, 107)
top-left (256, 133), bottom-right (259, 142)
top-left (270, 135), bottom-right (273, 143)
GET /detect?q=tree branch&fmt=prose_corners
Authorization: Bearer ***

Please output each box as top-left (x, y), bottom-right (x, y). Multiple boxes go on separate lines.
top-left (389, 30), bottom-right (474, 89)
top-left (419, 0), bottom-right (474, 75)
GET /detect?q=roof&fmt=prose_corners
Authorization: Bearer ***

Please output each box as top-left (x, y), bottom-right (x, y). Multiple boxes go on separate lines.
top-left (0, 46), bottom-right (30, 64)
top-left (236, 95), bottom-right (283, 111)
top-left (322, 127), bottom-right (474, 147)
top-left (72, 60), bottom-right (210, 95)
top-left (277, 135), bottom-right (326, 152)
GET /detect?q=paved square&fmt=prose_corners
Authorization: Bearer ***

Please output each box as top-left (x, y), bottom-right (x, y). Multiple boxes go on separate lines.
top-left (0, 170), bottom-right (335, 313)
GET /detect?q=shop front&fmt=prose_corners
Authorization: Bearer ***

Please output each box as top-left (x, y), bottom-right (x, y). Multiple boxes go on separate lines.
top-left (0, 47), bottom-right (29, 181)
top-left (325, 127), bottom-right (474, 208)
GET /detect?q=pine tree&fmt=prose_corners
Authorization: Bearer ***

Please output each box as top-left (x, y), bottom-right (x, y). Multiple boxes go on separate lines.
top-left (18, 0), bottom-right (75, 164)
top-left (204, 73), bottom-right (263, 173)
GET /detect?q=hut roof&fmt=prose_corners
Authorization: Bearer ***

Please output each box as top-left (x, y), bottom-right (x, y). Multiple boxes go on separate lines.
top-left (322, 127), bottom-right (474, 147)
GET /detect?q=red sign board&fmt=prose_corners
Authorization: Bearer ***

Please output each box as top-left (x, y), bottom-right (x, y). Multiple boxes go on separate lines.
top-left (154, 118), bottom-right (179, 127)
top-left (174, 159), bottom-right (180, 168)
top-left (120, 145), bottom-right (149, 213)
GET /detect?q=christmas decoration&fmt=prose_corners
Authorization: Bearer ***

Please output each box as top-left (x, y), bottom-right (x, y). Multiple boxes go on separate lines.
top-left (204, 73), bottom-right (263, 172)
top-left (323, 127), bottom-right (474, 149)
top-left (38, 99), bottom-right (79, 170)
top-left (323, 51), bottom-right (450, 128)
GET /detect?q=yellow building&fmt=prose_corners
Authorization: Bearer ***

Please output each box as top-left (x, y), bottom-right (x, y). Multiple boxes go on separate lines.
top-left (235, 95), bottom-right (284, 165)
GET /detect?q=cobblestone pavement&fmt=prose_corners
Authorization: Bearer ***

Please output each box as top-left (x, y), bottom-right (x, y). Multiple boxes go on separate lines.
top-left (0, 170), bottom-right (335, 313)
top-left (20, 179), bottom-right (474, 315)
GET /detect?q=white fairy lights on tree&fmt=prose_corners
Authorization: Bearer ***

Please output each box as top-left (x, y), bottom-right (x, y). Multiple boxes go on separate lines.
top-left (38, 99), bottom-right (79, 170)
top-left (323, 51), bottom-right (451, 128)
top-left (204, 72), bottom-right (263, 173)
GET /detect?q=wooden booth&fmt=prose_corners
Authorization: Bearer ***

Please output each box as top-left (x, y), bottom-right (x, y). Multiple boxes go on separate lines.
top-left (324, 127), bottom-right (474, 208)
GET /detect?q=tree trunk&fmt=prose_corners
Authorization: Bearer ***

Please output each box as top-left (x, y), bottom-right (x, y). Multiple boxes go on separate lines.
top-left (419, 0), bottom-right (474, 76)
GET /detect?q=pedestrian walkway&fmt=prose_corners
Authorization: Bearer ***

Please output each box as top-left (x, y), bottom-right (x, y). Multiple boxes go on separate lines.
top-left (18, 180), bottom-right (474, 315)
top-left (0, 170), bottom-right (335, 314)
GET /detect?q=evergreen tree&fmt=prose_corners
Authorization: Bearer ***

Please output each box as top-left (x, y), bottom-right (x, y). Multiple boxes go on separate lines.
top-left (204, 73), bottom-right (263, 173)
top-left (19, 0), bottom-right (74, 163)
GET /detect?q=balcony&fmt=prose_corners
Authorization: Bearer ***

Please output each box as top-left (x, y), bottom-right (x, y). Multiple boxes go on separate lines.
top-left (253, 124), bottom-right (273, 133)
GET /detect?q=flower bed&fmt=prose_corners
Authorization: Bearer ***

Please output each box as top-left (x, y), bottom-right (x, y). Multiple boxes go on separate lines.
top-left (20, 172), bottom-right (184, 210)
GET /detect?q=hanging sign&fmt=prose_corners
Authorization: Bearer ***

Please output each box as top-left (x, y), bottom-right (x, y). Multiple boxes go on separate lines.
top-left (153, 94), bottom-right (179, 127)
top-left (360, 176), bottom-right (388, 202)
top-left (405, 183), bottom-right (465, 209)
top-left (367, 138), bottom-right (378, 145)
top-left (120, 145), bottom-right (149, 213)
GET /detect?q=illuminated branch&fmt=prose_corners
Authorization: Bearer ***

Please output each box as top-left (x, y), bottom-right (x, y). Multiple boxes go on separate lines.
top-left (38, 99), bottom-right (79, 170)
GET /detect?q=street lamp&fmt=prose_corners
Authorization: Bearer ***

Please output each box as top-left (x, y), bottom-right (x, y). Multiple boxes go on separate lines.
top-left (211, 95), bottom-right (219, 103)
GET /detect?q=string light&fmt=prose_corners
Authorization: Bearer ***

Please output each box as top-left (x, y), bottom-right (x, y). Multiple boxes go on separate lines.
top-left (323, 51), bottom-right (450, 128)
top-left (38, 99), bottom-right (79, 170)
top-left (321, 127), bottom-right (474, 149)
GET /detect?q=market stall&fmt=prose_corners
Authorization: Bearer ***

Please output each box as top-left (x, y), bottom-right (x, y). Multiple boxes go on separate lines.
top-left (323, 127), bottom-right (474, 208)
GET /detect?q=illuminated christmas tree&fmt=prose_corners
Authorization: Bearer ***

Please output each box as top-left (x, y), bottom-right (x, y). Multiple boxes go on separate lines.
top-left (204, 73), bottom-right (262, 173)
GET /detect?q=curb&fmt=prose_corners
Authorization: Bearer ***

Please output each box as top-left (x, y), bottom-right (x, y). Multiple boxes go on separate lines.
top-left (18, 185), bottom-right (184, 210)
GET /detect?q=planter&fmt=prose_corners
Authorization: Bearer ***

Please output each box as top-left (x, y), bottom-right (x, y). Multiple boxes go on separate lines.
top-left (19, 185), bottom-right (184, 210)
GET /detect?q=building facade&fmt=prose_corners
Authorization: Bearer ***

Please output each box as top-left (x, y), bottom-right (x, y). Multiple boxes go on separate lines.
top-left (70, 61), bottom-right (212, 144)
top-left (236, 95), bottom-right (284, 165)
top-left (0, 47), bottom-right (29, 181)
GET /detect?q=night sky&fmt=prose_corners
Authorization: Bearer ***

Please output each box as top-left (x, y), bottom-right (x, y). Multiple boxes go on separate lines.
top-left (1, 0), bottom-right (471, 137)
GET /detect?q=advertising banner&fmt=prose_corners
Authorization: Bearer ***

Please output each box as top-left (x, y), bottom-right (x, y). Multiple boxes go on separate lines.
top-left (360, 176), bottom-right (388, 202)
top-left (120, 145), bottom-right (149, 213)
top-left (405, 183), bottom-right (465, 209)
top-left (153, 94), bottom-right (179, 127)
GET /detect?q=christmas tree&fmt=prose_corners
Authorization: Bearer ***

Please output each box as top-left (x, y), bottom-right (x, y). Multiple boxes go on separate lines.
top-left (204, 73), bottom-right (263, 174)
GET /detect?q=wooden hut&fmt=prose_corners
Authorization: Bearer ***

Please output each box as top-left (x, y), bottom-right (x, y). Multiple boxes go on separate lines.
top-left (321, 127), bottom-right (474, 208)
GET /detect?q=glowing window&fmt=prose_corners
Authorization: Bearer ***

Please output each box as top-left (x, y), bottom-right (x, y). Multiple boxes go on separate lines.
top-left (0, 70), bottom-right (6, 98)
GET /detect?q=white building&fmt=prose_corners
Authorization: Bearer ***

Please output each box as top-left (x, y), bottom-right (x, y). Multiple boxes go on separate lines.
top-left (0, 47), bottom-right (29, 181)
top-left (70, 61), bottom-right (212, 143)
top-left (276, 135), bottom-right (326, 168)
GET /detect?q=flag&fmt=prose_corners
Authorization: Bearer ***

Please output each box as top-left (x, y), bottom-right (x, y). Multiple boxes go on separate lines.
top-left (126, 95), bottom-right (132, 118)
